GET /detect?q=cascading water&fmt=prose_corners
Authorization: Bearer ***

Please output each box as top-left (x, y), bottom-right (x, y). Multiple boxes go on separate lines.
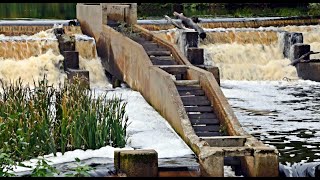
top-left (0, 27), bottom-right (110, 88)
top-left (199, 29), bottom-right (299, 81)
top-left (194, 26), bottom-right (320, 176)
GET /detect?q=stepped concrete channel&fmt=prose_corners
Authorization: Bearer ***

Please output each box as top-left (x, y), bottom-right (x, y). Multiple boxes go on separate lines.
top-left (2, 3), bottom-right (319, 177)
top-left (76, 3), bottom-right (282, 177)
top-left (76, 3), bottom-right (320, 177)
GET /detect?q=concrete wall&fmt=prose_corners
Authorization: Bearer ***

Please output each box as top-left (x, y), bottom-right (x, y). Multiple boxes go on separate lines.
top-left (153, 30), bottom-right (279, 45)
top-left (0, 26), bottom-right (81, 36)
top-left (101, 3), bottom-right (137, 25)
top-left (139, 16), bottom-right (320, 30)
top-left (78, 5), bottom-right (279, 176)
top-left (76, 4), bottom-right (103, 41)
top-left (95, 25), bottom-right (206, 156)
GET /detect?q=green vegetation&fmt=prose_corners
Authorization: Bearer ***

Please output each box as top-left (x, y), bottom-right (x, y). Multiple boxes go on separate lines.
top-left (0, 3), bottom-right (319, 19)
top-left (0, 76), bottom-right (129, 162)
top-left (30, 159), bottom-right (60, 177)
top-left (65, 158), bottom-right (94, 177)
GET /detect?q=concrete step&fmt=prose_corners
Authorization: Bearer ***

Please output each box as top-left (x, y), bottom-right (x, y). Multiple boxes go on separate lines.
top-left (175, 80), bottom-right (199, 86)
top-left (158, 65), bottom-right (188, 75)
top-left (176, 85), bottom-right (201, 91)
top-left (193, 125), bottom-right (220, 132)
top-left (196, 132), bottom-right (221, 137)
top-left (189, 118), bottom-right (219, 125)
top-left (179, 89), bottom-right (205, 96)
top-left (181, 96), bottom-right (211, 106)
top-left (150, 56), bottom-right (177, 65)
top-left (188, 113), bottom-right (217, 119)
top-left (147, 50), bottom-right (171, 56)
top-left (184, 106), bottom-right (213, 112)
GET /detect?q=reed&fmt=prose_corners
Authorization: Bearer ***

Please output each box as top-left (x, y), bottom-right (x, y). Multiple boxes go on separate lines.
top-left (0, 75), bottom-right (129, 162)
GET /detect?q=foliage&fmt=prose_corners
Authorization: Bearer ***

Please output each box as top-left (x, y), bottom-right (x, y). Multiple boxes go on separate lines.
top-left (65, 158), bottom-right (94, 177)
top-left (308, 3), bottom-right (320, 16)
top-left (30, 159), bottom-right (59, 177)
top-left (0, 75), bottom-right (129, 162)
top-left (113, 22), bottom-right (140, 39)
top-left (0, 152), bottom-right (16, 177)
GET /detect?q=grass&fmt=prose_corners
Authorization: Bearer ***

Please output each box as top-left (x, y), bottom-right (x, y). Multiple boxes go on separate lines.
top-left (0, 75), bottom-right (129, 162)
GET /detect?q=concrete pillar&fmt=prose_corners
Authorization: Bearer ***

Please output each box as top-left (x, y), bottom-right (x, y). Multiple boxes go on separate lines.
top-left (114, 149), bottom-right (158, 177)
top-left (187, 47), bottom-right (204, 65)
top-left (63, 51), bottom-right (79, 71)
top-left (196, 65), bottom-right (220, 86)
top-left (199, 149), bottom-right (224, 177)
top-left (177, 30), bottom-right (199, 57)
top-left (57, 34), bottom-right (76, 54)
top-left (282, 32), bottom-right (303, 58)
top-left (289, 43), bottom-right (310, 61)
top-left (253, 147), bottom-right (279, 177)
top-left (66, 69), bottom-right (90, 89)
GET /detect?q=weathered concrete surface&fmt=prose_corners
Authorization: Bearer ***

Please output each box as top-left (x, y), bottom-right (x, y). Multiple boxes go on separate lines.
top-left (0, 25), bottom-right (81, 36)
top-left (201, 136), bottom-right (247, 147)
top-left (283, 32), bottom-right (303, 58)
top-left (76, 4), bottom-right (103, 41)
top-left (101, 3), bottom-right (137, 25)
top-left (66, 68), bottom-right (90, 89)
top-left (78, 5), bottom-right (279, 176)
top-left (296, 62), bottom-right (320, 82)
top-left (114, 149), bottom-right (158, 177)
top-left (289, 43), bottom-right (320, 82)
top-left (154, 30), bottom-right (279, 45)
top-left (138, 16), bottom-right (320, 30)
top-left (289, 43), bottom-right (310, 61)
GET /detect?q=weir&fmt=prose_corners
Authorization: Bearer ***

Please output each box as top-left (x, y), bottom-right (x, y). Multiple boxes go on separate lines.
top-left (77, 3), bottom-right (279, 177)
top-left (2, 3), bottom-right (319, 177)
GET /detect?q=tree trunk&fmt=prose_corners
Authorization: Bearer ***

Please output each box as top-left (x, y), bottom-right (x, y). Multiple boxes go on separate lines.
top-left (173, 11), bottom-right (206, 39)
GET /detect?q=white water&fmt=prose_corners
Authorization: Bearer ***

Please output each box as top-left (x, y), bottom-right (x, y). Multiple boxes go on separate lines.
top-left (199, 25), bottom-right (320, 166)
top-left (0, 29), bottom-right (110, 88)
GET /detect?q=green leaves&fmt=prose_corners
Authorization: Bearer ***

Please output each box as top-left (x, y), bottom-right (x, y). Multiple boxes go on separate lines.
top-left (30, 159), bottom-right (59, 177)
top-left (0, 75), bottom-right (129, 163)
top-left (65, 158), bottom-right (94, 177)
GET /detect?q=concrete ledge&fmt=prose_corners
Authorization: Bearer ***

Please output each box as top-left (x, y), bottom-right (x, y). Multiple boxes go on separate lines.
top-left (201, 136), bottom-right (248, 147)
top-left (114, 149), bottom-right (158, 177)
top-left (296, 62), bottom-right (320, 81)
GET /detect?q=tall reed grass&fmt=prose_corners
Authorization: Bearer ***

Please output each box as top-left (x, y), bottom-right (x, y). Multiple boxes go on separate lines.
top-left (0, 75), bottom-right (129, 161)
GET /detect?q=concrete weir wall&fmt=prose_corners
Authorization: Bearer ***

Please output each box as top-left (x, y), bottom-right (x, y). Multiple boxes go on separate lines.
top-left (139, 16), bottom-right (320, 31)
top-left (77, 4), bottom-right (279, 177)
top-left (0, 26), bottom-right (82, 36)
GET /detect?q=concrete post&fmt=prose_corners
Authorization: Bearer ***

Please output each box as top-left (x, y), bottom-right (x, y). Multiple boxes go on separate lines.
top-left (187, 47), bottom-right (204, 65)
top-left (289, 43), bottom-right (310, 61)
top-left (282, 32), bottom-right (303, 58)
top-left (177, 30), bottom-right (199, 57)
top-left (198, 149), bottom-right (224, 177)
top-left (63, 51), bottom-right (79, 71)
top-left (252, 147), bottom-right (279, 177)
top-left (66, 69), bottom-right (90, 89)
top-left (114, 149), bottom-right (158, 177)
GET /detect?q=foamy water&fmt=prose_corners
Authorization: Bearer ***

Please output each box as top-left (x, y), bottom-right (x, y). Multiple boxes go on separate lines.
top-left (200, 43), bottom-right (298, 80)
top-left (0, 28), bottom-right (111, 88)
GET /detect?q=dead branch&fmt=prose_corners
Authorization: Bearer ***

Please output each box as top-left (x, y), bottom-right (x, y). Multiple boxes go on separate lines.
top-left (164, 15), bottom-right (186, 30)
top-left (290, 51), bottom-right (320, 66)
